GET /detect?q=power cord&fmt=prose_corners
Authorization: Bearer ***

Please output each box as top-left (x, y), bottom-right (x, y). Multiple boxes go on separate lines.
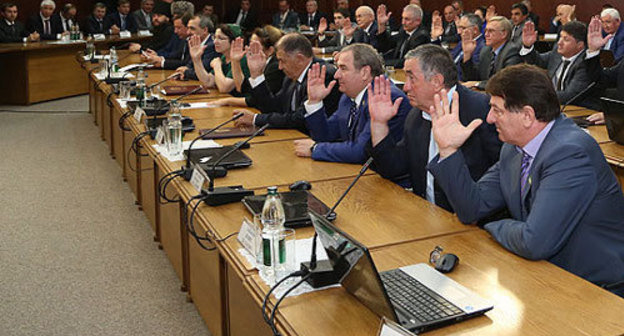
top-left (157, 169), bottom-right (183, 204)
top-left (261, 270), bottom-right (310, 335)
top-left (118, 111), bottom-right (133, 131)
top-left (184, 194), bottom-right (217, 251)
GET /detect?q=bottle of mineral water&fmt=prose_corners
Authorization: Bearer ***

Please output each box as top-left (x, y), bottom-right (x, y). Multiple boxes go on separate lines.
top-left (109, 46), bottom-right (119, 73)
top-left (260, 186), bottom-right (286, 283)
top-left (166, 101), bottom-right (183, 157)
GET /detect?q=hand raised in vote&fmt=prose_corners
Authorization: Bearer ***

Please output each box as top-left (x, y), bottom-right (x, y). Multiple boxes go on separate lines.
top-left (485, 5), bottom-right (497, 22)
top-left (376, 5), bottom-right (392, 27)
top-left (233, 110), bottom-right (255, 127)
top-left (306, 63), bottom-right (336, 105)
top-left (461, 29), bottom-right (476, 62)
top-left (368, 75), bottom-right (403, 125)
top-left (342, 18), bottom-right (356, 38)
top-left (588, 15), bottom-right (612, 52)
top-left (318, 17), bottom-right (328, 35)
top-left (294, 139), bottom-right (315, 157)
top-left (522, 21), bottom-right (537, 48)
top-left (431, 13), bottom-right (444, 40)
top-left (188, 34), bottom-right (206, 61)
top-left (246, 40), bottom-right (267, 79)
top-left (429, 90), bottom-right (482, 159)
top-left (230, 37), bottom-right (246, 62)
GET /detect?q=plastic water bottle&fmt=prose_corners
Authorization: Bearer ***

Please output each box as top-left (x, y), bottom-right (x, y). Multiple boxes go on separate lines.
top-left (166, 101), bottom-right (183, 157)
top-left (109, 46), bottom-right (119, 73)
top-left (85, 38), bottom-right (95, 59)
top-left (136, 68), bottom-right (146, 107)
top-left (260, 186), bottom-right (286, 283)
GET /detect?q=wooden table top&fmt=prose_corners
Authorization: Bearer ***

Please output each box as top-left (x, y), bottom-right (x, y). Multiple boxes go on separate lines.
top-left (601, 141), bottom-right (624, 167)
top-left (247, 229), bottom-right (624, 336)
top-left (0, 34), bottom-right (151, 54)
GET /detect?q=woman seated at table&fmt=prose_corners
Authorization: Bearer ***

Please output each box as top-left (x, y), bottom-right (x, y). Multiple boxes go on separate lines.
top-left (208, 25), bottom-right (285, 107)
top-left (189, 24), bottom-right (250, 95)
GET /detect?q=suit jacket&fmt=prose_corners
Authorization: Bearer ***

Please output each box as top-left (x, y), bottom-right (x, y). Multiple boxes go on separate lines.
top-left (442, 21), bottom-right (459, 43)
top-left (586, 54), bottom-right (624, 99)
top-left (299, 11), bottom-right (324, 30)
top-left (605, 23), bottom-right (624, 62)
top-left (461, 41), bottom-right (522, 90)
top-left (26, 13), bottom-right (63, 40)
top-left (522, 47), bottom-right (601, 109)
top-left (371, 85), bottom-right (501, 211)
top-left (428, 115), bottom-right (624, 296)
top-left (251, 58), bottom-right (341, 133)
top-left (0, 20), bottom-right (29, 43)
top-left (450, 34), bottom-right (485, 81)
top-left (104, 12), bottom-right (137, 33)
top-left (510, 21), bottom-right (526, 45)
top-left (243, 55), bottom-right (284, 107)
top-left (272, 10), bottom-right (299, 30)
top-left (377, 25), bottom-right (430, 68)
top-left (132, 9), bottom-right (153, 31)
top-left (307, 81), bottom-right (410, 163)
top-left (528, 12), bottom-right (540, 29)
top-left (226, 8), bottom-right (259, 32)
top-left (317, 27), bottom-right (367, 53)
top-left (54, 13), bottom-right (74, 32)
top-left (184, 35), bottom-right (217, 80)
top-left (139, 22), bottom-right (173, 52)
top-left (84, 15), bottom-right (107, 35)
top-left (361, 21), bottom-right (379, 50)
top-left (162, 36), bottom-right (190, 70)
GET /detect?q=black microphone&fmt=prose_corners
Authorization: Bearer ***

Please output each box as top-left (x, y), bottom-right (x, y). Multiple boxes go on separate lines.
top-left (147, 72), bottom-right (180, 90)
top-left (201, 124), bottom-right (270, 206)
top-left (301, 156), bottom-right (374, 288)
top-left (182, 112), bottom-right (245, 180)
top-left (145, 85), bottom-right (204, 116)
top-left (561, 81), bottom-right (597, 113)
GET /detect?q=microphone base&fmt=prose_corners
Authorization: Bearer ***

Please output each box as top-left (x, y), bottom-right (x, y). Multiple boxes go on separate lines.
top-left (181, 165), bottom-right (227, 181)
top-left (201, 186), bottom-right (254, 206)
top-left (300, 260), bottom-right (341, 288)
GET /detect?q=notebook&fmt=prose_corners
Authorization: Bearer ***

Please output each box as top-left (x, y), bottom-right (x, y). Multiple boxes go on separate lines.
top-left (200, 126), bottom-right (265, 140)
top-left (184, 146), bottom-right (252, 170)
top-left (242, 190), bottom-right (335, 228)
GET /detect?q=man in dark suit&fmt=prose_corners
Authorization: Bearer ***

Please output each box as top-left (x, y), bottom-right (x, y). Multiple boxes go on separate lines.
top-left (521, 21), bottom-right (598, 109)
top-left (132, 0), bottom-right (154, 31)
top-left (510, 2), bottom-right (529, 44)
top-left (427, 64), bottom-right (624, 297)
top-left (0, 3), bottom-right (39, 43)
top-left (235, 33), bottom-right (341, 133)
top-left (55, 3), bottom-right (77, 33)
top-left (226, 0), bottom-right (259, 33)
top-left (175, 15), bottom-right (217, 80)
top-left (369, 45), bottom-right (501, 211)
top-left (299, 0), bottom-right (325, 31)
top-left (128, 8), bottom-right (172, 53)
top-left (355, 6), bottom-right (377, 49)
top-left (272, 0), bottom-right (299, 30)
top-left (461, 16), bottom-right (522, 90)
top-left (295, 44), bottom-right (410, 163)
top-left (447, 13), bottom-right (484, 81)
top-left (314, 8), bottom-right (366, 54)
top-left (84, 3), bottom-right (107, 35)
top-left (26, 0), bottom-right (63, 41)
top-left (441, 5), bottom-right (459, 44)
top-left (600, 8), bottom-right (624, 61)
top-left (336, 0), bottom-right (355, 23)
top-left (142, 13), bottom-right (191, 70)
top-left (104, 0), bottom-right (137, 34)
top-left (376, 4), bottom-right (430, 68)
top-left (522, 0), bottom-right (539, 29)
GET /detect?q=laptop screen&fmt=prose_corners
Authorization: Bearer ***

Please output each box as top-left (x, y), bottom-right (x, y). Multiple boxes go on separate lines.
top-left (310, 212), bottom-right (399, 322)
top-left (600, 97), bottom-right (624, 145)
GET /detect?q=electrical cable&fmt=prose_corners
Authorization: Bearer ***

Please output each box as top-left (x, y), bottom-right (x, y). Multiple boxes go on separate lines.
top-left (118, 111), bottom-right (133, 131)
top-left (267, 273), bottom-right (312, 336)
top-left (157, 169), bottom-right (183, 204)
top-left (184, 194), bottom-right (217, 251)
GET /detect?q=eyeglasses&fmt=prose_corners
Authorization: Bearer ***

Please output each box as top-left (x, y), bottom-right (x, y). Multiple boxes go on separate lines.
top-left (484, 28), bottom-right (504, 34)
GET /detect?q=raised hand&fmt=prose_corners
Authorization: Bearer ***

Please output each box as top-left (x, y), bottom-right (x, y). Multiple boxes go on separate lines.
top-left (485, 5), bottom-right (496, 22)
top-left (230, 37), bottom-right (246, 62)
top-left (522, 21), bottom-right (537, 47)
top-left (318, 17), bottom-right (328, 35)
top-left (429, 90), bottom-right (482, 158)
top-left (342, 18), bottom-right (355, 38)
top-left (431, 12), bottom-right (444, 40)
top-left (188, 34), bottom-right (206, 61)
top-left (368, 76), bottom-right (403, 124)
top-left (376, 5), bottom-right (392, 27)
top-left (306, 63), bottom-right (336, 104)
top-left (588, 15), bottom-right (611, 52)
top-left (246, 40), bottom-right (267, 78)
top-left (461, 28), bottom-right (476, 62)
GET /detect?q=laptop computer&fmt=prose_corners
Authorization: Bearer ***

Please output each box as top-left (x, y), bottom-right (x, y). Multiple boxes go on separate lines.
top-left (309, 212), bottom-right (493, 333)
top-left (242, 190), bottom-right (335, 228)
top-left (184, 146), bottom-right (253, 170)
top-left (600, 97), bottom-right (624, 145)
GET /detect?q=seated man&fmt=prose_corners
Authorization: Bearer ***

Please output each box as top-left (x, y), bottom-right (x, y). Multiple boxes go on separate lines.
top-left (510, 2), bottom-right (529, 44)
top-left (294, 44), bottom-right (410, 163)
top-left (441, 5), bottom-right (459, 44)
top-left (313, 8), bottom-right (366, 54)
top-left (142, 13), bottom-right (191, 70)
top-left (26, 0), bottom-right (63, 41)
top-left (548, 4), bottom-right (575, 34)
top-left (129, 8), bottom-right (172, 53)
top-left (56, 3), bottom-right (77, 33)
top-left (226, 0), bottom-right (258, 33)
top-left (299, 0), bottom-right (324, 31)
top-left (369, 45), bottom-right (501, 211)
top-left (446, 13), bottom-right (485, 81)
top-left (354, 6), bottom-right (378, 49)
top-left (427, 64), bottom-right (624, 297)
top-left (600, 8), bottom-right (624, 61)
top-left (174, 15), bottom-right (217, 80)
top-left (133, 0), bottom-right (155, 31)
top-left (104, 0), bottom-right (137, 34)
top-left (202, 5), bottom-right (219, 26)
top-left (521, 21), bottom-right (599, 109)
top-left (272, 0), bottom-right (299, 30)
top-left (461, 16), bottom-right (521, 90)
top-left (234, 33), bottom-right (341, 132)
top-left (0, 3), bottom-right (40, 43)
top-left (376, 4), bottom-right (430, 68)
top-left (84, 2), bottom-right (107, 35)
top-left (522, 0), bottom-right (539, 28)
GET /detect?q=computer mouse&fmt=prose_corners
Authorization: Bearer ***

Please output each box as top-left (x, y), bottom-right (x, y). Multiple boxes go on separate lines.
top-left (289, 180), bottom-right (312, 191)
top-left (435, 253), bottom-right (459, 273)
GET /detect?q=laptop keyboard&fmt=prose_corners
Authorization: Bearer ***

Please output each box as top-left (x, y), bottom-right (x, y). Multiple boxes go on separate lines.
top-left (381, 269), bottom-right (463, 323)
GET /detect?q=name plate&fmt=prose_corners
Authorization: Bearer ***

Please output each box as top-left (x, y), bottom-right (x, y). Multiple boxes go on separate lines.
top-left (93, 34), bottom-right (106, 40)
top-left (119, 31), bottom-right (132, 38)
top-left (155, 126), bottom-right (165, 145)
top-left (190, 166), bottom-right (208, 193)
top-left (138, 30), bottom-right (152, 36)
top-left (238, 217), bottom-right (260, 257)
top-left (133, 107), bottom-right (146, 123)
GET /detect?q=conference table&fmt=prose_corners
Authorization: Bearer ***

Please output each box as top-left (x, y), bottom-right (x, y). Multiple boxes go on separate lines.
top-left (79, 52), bottom-right (624, 336)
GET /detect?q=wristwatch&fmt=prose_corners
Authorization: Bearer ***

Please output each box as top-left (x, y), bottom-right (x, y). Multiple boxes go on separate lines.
top-left (310, 143), bottom-right (317, 154)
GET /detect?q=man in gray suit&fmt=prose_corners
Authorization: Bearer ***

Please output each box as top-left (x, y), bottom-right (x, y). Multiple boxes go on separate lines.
top-left (133, 0), bottom-right (154, 31)
top-left (520, 21), bottom-right (599, 109)
top-left (461, 16), bottom-right (522, 90)
top-left (509, 2), bottom-right (528, 44)
top-left (426, 64), bottom-right (624, 297)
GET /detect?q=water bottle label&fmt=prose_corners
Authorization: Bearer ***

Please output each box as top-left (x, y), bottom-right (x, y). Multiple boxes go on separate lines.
top-left (262, 237), bottom-right (286, 266)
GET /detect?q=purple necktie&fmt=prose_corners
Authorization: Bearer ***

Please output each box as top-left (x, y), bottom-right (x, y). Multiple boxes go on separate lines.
top-left (520, 150), bottom-right (531, 194)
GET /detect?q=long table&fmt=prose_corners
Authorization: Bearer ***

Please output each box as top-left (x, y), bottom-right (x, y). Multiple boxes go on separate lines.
top-left (81, 55), bottom-right (624, 336)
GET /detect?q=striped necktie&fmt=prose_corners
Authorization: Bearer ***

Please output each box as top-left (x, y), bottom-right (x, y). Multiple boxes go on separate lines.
top-left (520, 150), bottom-right (531, 194)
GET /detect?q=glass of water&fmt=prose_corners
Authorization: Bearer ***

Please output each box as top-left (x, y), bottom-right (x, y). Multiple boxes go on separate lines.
top-left (119, 81), bottom-right (131, 100)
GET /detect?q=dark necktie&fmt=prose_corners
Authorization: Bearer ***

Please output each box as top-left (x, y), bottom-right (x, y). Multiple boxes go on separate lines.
top-left (10, 23), bottom-right (15, 34)
top-left (398, 34), bottom-right (408, 59)
top-left (121, 15), bottom-right (126, 30)
top-left (181, 42), bottom-right (187, 60)
top-left (242, 12), bottom-right (247, 23)
top-left (44, 19), bottom-right (50, 35)
top-left (98, 20), bottom-right (103, 31)
top-left (520, 150), bottom-right (531, 195)
top-left (557, 60), bottom-right (571, 91)
top-left (488, 50), bottom-right (497, 77)
top-left (309, 14), bottom-right (313, 26)
top-left (291, 81), bottom-right (302, 112)
top-left (347, 100), bottom-right (357, 140)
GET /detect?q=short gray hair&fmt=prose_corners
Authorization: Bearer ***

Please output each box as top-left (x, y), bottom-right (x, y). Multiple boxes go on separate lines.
top-left (488, 16), bottom-right (513, 40)
top-left (341, 43), bottom-right (384, 77)
top-left (40, 0), bottom-right (55, 9)
top-left (405, 44), bottom-right (458, 88)
top-left (197, 15), bottom-right (214, 33)
top-left (357, 6), bottom-right (374, 17)
top-left (172, 1), bottom-right (194, 17)
top-left (276, 33), bottom-right (313, 58)
top-left (403, 4), bottom-right (423, 20)
top-left (463, 13), bottom-right (482, 28)
top-left (601, 8), bottom-right (621, 21)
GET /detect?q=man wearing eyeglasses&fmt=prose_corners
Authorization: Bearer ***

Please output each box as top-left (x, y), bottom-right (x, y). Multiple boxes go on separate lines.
top-left (460, 16), bottom-right (521, 90)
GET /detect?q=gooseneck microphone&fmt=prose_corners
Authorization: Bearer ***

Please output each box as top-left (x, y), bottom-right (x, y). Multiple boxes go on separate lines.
top-left (182, 112), bottom-right (245, 180)
top-left (201, 124), bottom-right (271, 206)
top-left (147, 72), bottom-right (181, 90)
top-left (561, 81), bottom-right (597, 113)
top-left (302, 156), bottom-right (374, 288)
